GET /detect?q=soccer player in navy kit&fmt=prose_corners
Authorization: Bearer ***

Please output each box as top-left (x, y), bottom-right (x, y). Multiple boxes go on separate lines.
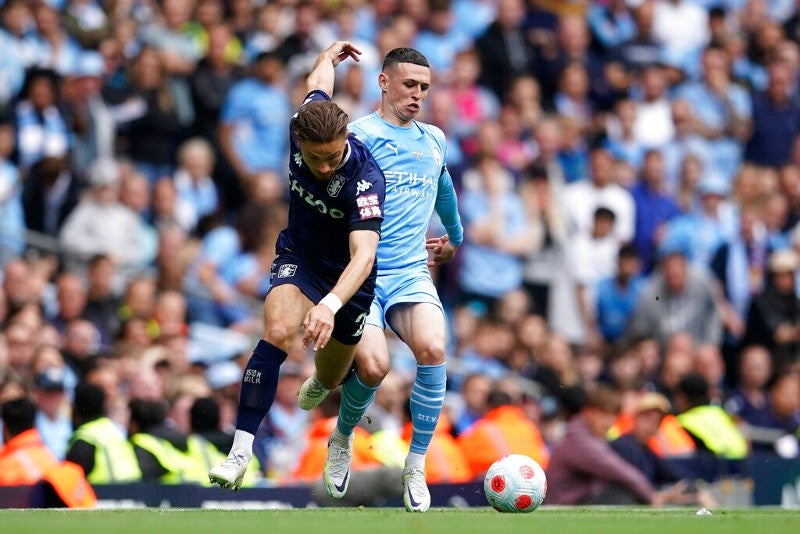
top-left (209, 41), bottom-right (385, 490)
top-left (298, 47), bottom-right (463, 511)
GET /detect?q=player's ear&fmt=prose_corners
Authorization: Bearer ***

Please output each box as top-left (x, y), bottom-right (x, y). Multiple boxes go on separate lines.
top-left (378, 72), bottom-right (388, 92)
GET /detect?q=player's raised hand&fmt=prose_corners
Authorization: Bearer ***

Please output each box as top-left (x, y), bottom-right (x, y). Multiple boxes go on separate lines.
top-left (426, 234), bottom-right (458, 267)
top-left (327, 41), bottom-right (362, 67)
top-left (308, 41), bottom-right (362, 103)
top-left (302, 304), bottom-right (335, 351)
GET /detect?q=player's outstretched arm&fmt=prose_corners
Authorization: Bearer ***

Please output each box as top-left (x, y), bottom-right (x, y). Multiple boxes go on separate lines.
top-left (306, 41), bottom-right (362, 97)
top-left (302, 229), bottom-right (379, 351)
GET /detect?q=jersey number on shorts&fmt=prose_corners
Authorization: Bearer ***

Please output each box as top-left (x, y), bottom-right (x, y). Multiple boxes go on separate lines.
top-left (353, 312), bottom-right (368, 337)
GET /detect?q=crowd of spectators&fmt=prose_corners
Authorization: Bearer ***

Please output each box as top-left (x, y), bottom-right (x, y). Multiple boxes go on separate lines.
top-left (1, 0), bottom-right (800, 506)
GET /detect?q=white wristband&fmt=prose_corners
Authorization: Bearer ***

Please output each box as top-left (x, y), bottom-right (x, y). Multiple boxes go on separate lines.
top-left (319, 293), bottom-right (343, 315)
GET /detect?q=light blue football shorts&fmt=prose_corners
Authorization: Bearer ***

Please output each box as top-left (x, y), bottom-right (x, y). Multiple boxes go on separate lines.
top-left (366, 268), bottom-right (443, 330)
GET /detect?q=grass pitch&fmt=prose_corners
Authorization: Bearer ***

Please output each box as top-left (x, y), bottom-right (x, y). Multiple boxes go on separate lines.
top-left (0, 507), bottom-right (797, 534)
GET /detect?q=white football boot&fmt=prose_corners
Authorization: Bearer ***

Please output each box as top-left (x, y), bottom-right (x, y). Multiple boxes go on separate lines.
top-left (208, 448), bottom-right (250, 490)
top-left (402, 466), bottom-right (431, 512)
top-left (323, 430), bottom-right (354, 498)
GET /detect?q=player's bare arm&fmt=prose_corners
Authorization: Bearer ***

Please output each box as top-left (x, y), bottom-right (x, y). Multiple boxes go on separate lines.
top-left (306, 41), bottom-right (362, 97)
top-left (302, 229), bottom-right (379, 351)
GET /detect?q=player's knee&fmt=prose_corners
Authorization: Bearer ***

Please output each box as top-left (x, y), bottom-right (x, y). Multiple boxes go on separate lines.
top-left (415, 342), bottom-right (446, 366)
top-left (262, 324), bottom-right (295, 351)
top-left (356, 354), bottom-right (390, 386)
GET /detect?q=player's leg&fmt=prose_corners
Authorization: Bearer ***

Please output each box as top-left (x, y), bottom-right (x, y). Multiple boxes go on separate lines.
top-left (313, 336), bottom-right (359, 391)
top-left (339, 322), bottom-right (389, 429)
top-left (310, 335), bottom-right (366, 498)
top-left (299, 292), bottom-right (386, 410)
top-left (297, 324), bottom-right (367, 409)
top-left (320, 300), bottom-right (387, 498)
top-left (322, 301), bottom-right (389, 498)
top-left (390, 302), bottom-right (447, 512)
top-left (209, 284), bottom-right (310, 489)
top-left (322, 324), bottom-right (389, 495)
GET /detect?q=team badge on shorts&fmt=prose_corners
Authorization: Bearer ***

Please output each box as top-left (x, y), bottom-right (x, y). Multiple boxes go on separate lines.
top-left (277, 264), bottom-right (297, 278)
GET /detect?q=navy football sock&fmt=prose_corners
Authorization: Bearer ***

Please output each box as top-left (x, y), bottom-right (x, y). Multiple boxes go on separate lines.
top-left (235, 339), bottom-right (287, 434)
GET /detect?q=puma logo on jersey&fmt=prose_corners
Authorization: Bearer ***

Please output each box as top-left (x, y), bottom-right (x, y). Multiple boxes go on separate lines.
top-left (385, 142), bottom-right (399, 156)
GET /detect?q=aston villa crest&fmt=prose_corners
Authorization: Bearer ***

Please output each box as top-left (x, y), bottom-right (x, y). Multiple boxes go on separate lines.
top-left (327, 173), bottom-right (345, 197)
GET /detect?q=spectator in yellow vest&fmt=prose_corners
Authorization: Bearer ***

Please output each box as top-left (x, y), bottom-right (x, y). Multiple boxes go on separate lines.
top-left (66, 383), bottom-right (142, 484)
top-left (675, 373), bottom-right (748, 460)
top-left (128, 398), bottom-right (207, 484)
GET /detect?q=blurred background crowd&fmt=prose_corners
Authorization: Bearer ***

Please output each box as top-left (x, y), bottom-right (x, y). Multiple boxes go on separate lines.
top-left (0, 0), bottom-right (799, 505)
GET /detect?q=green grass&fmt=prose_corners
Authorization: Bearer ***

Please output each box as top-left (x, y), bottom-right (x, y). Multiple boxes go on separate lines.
top-left (0, 507), bottom-right (797, 534)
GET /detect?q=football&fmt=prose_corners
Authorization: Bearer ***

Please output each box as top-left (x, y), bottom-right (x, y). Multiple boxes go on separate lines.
top-left (483, 454), bottom-right (547, 513)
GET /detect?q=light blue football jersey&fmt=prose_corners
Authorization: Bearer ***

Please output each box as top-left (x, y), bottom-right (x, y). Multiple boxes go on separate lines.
top-left (348, 113), bottom-right (462, 273)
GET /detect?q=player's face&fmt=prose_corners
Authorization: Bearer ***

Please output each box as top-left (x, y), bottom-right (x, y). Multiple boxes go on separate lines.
top-left (379, 62), bottom-right (431, 124)
top-left (297, 135), bottom-right (348, 181)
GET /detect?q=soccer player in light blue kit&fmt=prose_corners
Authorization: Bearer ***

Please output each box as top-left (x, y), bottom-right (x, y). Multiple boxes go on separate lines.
top-left (299, 47), bottom-right (463, 512)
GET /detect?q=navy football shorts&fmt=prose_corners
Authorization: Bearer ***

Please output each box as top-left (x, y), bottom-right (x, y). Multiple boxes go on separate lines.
top-left (268, 250), bottom-right (376, 346)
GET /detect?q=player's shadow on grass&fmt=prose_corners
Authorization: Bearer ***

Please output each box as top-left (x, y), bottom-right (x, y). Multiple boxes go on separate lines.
top-left (311, 466), bottom-right (404, 507)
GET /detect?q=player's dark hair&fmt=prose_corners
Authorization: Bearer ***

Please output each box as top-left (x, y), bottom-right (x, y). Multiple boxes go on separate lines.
top-left (292, 100), bottom-right (349, 143)
top-left (382, 47), bottom-right (430, 71)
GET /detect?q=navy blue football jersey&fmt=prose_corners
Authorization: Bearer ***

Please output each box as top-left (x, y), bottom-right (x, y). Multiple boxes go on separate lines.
top-left (275, 90), bottom-right (386, 273)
